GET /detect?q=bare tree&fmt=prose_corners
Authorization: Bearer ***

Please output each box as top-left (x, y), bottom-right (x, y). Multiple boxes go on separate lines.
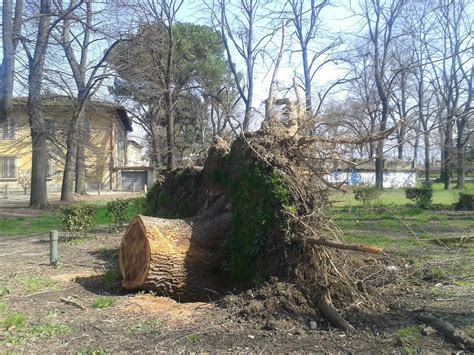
top-left (405, 0), bottom-right (437, 181)
top-left (286, 0), bottom-right (337, 113)
top-left (0, 0), bottom-right (23, 122)
top-left (390, 44), bottom-right (416, 160)
top-left (23, 0), bottom-right (55, 208)
top-left (56, 0), bottom-right (123, 200)
top-left (347, 44), bottom-right (380, 160)
top-left (210, 0), bottom-right (270, 132)
top-left (19, 0), bottom-right (84, 208)
top-left (425, 0), bottom-right (473, 189)
top-left (360, 0), bottom-right (407, 189)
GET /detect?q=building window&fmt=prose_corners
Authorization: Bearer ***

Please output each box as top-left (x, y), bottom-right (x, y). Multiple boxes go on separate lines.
top-left (45, 119), bottom-right (56, 140)
top-left (1, 157), bottom-right (17, 179)
top-left (1, 117), bottom-right (16, 140)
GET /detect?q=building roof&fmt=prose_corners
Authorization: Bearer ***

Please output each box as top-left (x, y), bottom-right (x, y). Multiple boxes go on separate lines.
top-left (127, 139), bottom-right (142, 148)
top-left (12, 96), bottom-right (133, 132)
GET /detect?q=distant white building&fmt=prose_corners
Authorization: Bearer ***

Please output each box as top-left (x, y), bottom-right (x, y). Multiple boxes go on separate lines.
top-left (327, 160), bottom-right (416, 188)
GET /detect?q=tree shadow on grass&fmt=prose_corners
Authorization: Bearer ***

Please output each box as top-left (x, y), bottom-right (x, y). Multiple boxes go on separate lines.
top-left (74, 248), bottom-right (124, 295)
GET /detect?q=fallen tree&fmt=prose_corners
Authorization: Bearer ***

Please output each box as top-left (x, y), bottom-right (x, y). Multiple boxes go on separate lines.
top-left (119, 114), bottom-right (388, 329)
top-left (120, 213), bottom-right (232, 301)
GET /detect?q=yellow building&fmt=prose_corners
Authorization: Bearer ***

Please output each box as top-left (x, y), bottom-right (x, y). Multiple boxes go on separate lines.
top-left (0, 97), bottom-right (133, 193)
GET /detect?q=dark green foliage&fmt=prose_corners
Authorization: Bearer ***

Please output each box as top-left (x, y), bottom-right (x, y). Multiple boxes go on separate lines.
top-left (106, 199), bottom-right (130, 232)
top-left (142, 170), bottom-right (202, 219)
top-left (421, 181), bottom-right (433, 189)
top-left (156, 169), bottom-right (202, 218)
top-left (225, 159), bottom-right (290, 285)
top-left (129, 196), bottom-right (146, 216)
top-left (405, 188), bottom-right (433, 209)
top-left (353, 186), bottom-right (382, 206)
top-left (457, 193), bottom-right (474, 210)
top-left (60, 204), bottom-right (96, 239)
top-left (144, 183), bottom-right (159, 216)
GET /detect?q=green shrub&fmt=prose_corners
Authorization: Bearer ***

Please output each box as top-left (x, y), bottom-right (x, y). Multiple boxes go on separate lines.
top-left (405, 188), bottom-right (433, 209)
top-left (353, 186), bottom-right (382, 206)
top-left (421, 181), bottom-right (433, 189)
top-left (130, 196), bottom-right (146, 216)
top-left (61, 204), bottom-right (96, 239)
top-left (456, 193), bottom-right (473, 210)
top-left (106, 199), bottom-right (130, 232)
top-left (143, 182), bottom-right (159, 216)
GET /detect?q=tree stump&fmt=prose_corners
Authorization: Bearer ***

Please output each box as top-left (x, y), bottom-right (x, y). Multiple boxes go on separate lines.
top-left (119, 214), bottom-right (232, 301)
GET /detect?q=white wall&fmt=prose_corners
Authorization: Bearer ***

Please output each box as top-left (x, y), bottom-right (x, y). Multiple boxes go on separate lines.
top-left (327, 171), bottom-right (416, 188)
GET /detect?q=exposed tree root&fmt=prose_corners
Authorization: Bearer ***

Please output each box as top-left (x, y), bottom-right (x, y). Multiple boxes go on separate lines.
top-left (318, 289), bottom-right (354, 331)
top-left (303, 237), bottom-right (384, 254)
top-left (416, 311), bottom-right (474, 351)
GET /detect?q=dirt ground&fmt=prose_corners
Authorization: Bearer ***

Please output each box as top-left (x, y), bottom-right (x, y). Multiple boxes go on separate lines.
top-left (0, 227), bottom-right (472, 353)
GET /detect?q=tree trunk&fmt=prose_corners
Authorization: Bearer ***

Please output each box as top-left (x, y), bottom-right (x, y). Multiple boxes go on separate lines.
top-left (424, 129), bottom-right (430, 181)
top-left (60, 135), bottom-right (77, 201)
top-left (75, 113), bottom-right (86, 194)
top-left (397, 143), bottom-right (403, 160)
top-left (60, 116), bottom-right (79, 201)
top-left (301, 45), bottom-right (312, 113)
top-left (165, 95), bottom-right (176, 171)
top-left (29, 106), bottom-right (49, 209)
top-left (0, 0), bottom-right (23, 122)
top-left (375, 141), bottom-right (384, 190)
top-left (456, 144), bottom-right (465, 189)
top-left (28, 0), bottom-right (51, 209)
top-left (441, 120), bottom-right (452, 190)
top-left (119, 213), bottom-right (232, 301)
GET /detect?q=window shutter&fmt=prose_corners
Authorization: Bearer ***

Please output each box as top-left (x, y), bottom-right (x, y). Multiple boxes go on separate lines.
top-left (10, 158), bottom-right (16, 178)
top-left (2, 158), bottom-right (16, 178)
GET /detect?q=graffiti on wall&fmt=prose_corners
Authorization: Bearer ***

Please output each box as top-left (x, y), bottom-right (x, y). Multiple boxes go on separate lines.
top-left (328, 170), bottom-right (416, 188)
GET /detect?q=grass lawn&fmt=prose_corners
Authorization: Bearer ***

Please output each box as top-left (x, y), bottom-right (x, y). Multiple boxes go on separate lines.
top-left (0, 198), bottom-right (144, 237)
top-left (328, 182), bottom-right (473, 280)
top-left (331, 182), bottom-right (473, 207)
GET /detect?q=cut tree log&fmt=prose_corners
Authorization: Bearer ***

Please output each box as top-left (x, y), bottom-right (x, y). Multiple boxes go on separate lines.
top-left (119, 214), bottom-right (232, 301)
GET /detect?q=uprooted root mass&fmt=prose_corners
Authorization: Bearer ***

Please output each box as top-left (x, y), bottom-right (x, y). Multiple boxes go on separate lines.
top-left (119, 120), bottom-right (390, 330)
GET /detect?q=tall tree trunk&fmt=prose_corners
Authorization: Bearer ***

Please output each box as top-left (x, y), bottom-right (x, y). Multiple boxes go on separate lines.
top-left (375, 142), bottom-right (384, 190)
top-left (28, 0), bottom-right (51, 209)
top-left (151, 131), bottom-right (161, 168)
top-left (413, 127), bottom-right (419, 166)
top-left (375, 103), bottom-right (388, 190)
top-left (456, 143), bottom-right (465, 189)
top-left (60, 132), bottom-right (77, 201)
top-left (0, 0), bottom-right (23, 122)
top-left (423, 129), bottom-right (430, 182)
top-left (441, 118), bottom-right (453, 190)
top-left (75, 112), bottom-right (86, 194)
top-left (28, 98), bottom-right (48, 209)
top-left (301, 46), bottom-right (312, 112)
top-left (165, 94), bottom-right (176, 171)
top-left (60, 109), bottom-right (82, 201)
top-left (397, 143), bottom-right (404, 160)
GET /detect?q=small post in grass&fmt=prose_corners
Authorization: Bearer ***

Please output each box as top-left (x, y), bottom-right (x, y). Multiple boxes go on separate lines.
top-left (49, 230), bottom-right (58, 266)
